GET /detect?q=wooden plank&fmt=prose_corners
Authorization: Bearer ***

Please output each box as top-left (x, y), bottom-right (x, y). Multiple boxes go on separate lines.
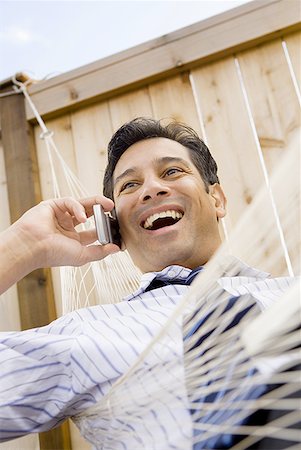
top-left (34, 115), bottom-right (79, 317)
top-left (149, 73), bottom-right (202, 135)
top-left (69, 421), bottom-right (92, 450)
top-left (237, 37), bottom-right (301, 274)
top-left (190, 56), bottom-right (288, 276)
top-left (70, 103), bottom-right (115, 314)
top-left (148, 73), bottom-right (227, 241)
top-left (0, 434), bottom-right (40, 450)
top-left (71, 101), bottom-right (113, 195)
top-left (0, 91), bottom-right (40, 223)
top-left (34, 105), bottom-right (120, 313)
top-left (283, 30), bottom-right (301, 90)
top-left (0, 87), bottom-right (72, 449)
top-left (109, 87), bottom-right (153, 131)
top-left (0, 134), bottom-right (41, 450)
top-left (237, 37), bottom-right (301, 173)
top-left (34, 106), bottom-right (106, 450)
top-left (0, 91), bottom-right (57, 327)
top-left (0, 141), bottom-right (12, 232)
top-left (109, 76), bottom-right (226, 242)
top-left (269, 132), bottom-right (300, 276)
top-left (34, 115), bottom-right (78, 199)
top-left (39, 424), bottom-right (71, 450)
top-left (0, 137), bottom-right (22, 332)
top-left (25, 0), bottom-right (301, 121)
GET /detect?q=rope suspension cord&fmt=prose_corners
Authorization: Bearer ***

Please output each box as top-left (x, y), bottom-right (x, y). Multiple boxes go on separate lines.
top-left (12, 76), bottom-right (142, 312)
top-left (233, 58), bottom-right (294, 277)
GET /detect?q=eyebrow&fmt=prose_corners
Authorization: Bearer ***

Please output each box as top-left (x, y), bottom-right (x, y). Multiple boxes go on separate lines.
top-left (113, 156), bottom-right (191, 188)
top-left (159, 156), bottom-right (190, 166)
top-left (114, 168), bottom-right (138, 188)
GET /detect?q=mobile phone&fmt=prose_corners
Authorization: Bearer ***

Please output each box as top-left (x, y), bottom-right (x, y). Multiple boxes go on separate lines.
top-left (93, 204), bottom-right (121, 246)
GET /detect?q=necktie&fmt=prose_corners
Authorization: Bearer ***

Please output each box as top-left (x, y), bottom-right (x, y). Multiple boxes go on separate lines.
top-left (145, 267), bottom-right (203, 292)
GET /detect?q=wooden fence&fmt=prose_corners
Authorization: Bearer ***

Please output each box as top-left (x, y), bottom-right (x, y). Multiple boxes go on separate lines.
top-left (0, 0), bottom-right (300, 449)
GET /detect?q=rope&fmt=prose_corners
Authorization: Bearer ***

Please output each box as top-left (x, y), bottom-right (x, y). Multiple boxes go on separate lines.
top-left (11, 76), bottom-right (141, 313)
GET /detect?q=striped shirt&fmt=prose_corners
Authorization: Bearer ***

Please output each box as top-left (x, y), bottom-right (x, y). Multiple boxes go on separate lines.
top-left (0, 259), bottom-right (295, 448)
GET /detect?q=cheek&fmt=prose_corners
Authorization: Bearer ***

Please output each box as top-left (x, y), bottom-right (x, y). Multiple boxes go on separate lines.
top-left (115, 192), bottom-right (139, 223)
top-left (114, 197), bottom-right (125, 220)
top-left (193, 192), bottom-right (216, 219)
top-left (115, 200), bottom-right (135, 237)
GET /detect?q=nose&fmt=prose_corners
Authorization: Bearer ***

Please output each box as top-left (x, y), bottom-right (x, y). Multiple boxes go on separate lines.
top-left (140, 177), bottom-right (170, 202)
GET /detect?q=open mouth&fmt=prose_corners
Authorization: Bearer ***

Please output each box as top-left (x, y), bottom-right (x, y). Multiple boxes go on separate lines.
top-left (141, 210), bottom-right (184, 231)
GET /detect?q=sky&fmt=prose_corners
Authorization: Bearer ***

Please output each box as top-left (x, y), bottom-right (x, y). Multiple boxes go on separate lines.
top-left (0, 0), bottom-right (252, 82)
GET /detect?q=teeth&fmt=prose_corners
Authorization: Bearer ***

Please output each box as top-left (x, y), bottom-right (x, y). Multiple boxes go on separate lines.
top-left (143, 210), bottom-right (183, 229)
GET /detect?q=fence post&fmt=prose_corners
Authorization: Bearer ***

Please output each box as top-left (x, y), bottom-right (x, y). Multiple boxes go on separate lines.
top-left (0, 76), bottom-right (72, 450)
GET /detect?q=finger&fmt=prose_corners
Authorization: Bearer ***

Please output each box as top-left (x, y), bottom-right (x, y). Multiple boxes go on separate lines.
top-left (47, 196), bottom-right (115, 229)
top-left (50, 196), bottom-right (113, 225)
top-left (80, 196), bottom-right (115, 217)
top-left (51, 198), bottom-right (88, 225)
top-left (69, 196), bottom-right (115, 227)
top-left (79, 243), bottom-right (120, 265)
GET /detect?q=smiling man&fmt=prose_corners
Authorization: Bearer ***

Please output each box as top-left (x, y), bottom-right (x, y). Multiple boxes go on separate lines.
top-left (0, 117), bottom-right (297, 449)
top-left (104, 118), bottom-right (226, 272)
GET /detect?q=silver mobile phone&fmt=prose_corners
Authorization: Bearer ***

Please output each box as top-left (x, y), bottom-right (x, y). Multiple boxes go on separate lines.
top-left (93, 204), bottom-right (120, 246)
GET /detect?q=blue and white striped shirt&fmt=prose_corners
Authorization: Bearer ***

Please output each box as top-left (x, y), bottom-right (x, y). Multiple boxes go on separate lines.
top-left (0, 260), bottom-right (295, 448)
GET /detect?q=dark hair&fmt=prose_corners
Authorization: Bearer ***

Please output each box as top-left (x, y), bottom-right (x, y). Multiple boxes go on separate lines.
top-left (103, 117), bottom-right (219, 199)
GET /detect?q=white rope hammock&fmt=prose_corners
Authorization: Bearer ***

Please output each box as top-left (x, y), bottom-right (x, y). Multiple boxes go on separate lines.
top-left (71, 143), bottom-right (300, 449)
top-left (13, 78), bottom-right (300, 449)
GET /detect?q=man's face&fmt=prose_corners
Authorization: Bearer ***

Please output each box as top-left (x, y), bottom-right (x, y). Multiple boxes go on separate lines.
top-left (113, 137), bottom-right (226, 272)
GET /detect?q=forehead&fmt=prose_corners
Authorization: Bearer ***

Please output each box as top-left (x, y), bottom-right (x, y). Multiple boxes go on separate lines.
top-left (113, 137), bottom-right (192, 179)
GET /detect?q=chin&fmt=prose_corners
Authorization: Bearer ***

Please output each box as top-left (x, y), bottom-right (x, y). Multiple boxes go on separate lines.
top-left (129, 238), bottom-right (199, 271)
top-left (149, 253), bottom-right (194, 272)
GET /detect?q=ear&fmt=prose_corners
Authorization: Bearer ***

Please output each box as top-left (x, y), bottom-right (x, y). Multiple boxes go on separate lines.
top-left (209, 184), bottom-right (227, 219)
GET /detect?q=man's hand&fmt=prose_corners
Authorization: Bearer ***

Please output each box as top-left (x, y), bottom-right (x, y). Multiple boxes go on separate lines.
top-left (0, 196), bottom-right (120, 295)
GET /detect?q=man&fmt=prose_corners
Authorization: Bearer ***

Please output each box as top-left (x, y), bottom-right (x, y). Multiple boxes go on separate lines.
top-left (0, 118), bottom-right (296, 448)
top-left (103, 118), bottom-right (226, 273)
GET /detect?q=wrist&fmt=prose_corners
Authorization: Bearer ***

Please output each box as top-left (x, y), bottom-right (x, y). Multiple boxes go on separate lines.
top-left (0, 231), bottom-right (24, 294)
top-left (0, 223), bottom-right (40, 283)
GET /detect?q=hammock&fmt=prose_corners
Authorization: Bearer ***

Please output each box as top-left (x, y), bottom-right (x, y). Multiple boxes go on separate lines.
top-left (71, 140), bottom-right (300, 449)
top-left (14, 79), bottom-right (300, 449)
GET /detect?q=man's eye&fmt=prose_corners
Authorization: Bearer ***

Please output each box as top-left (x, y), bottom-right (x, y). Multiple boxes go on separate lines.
top-left (121, 181), bottom-right (137, 191)
top-left (165, 167), bottom-right (183, 176)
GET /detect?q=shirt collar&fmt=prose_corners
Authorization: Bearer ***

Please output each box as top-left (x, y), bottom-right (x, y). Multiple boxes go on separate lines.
top-left (123, 265), bottom-right (193, 301)
top-left (123, 257), bottom-right (270, 302)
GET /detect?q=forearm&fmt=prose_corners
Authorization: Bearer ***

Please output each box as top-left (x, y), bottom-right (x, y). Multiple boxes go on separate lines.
top-left (0, 225), bottom-right (38, 294)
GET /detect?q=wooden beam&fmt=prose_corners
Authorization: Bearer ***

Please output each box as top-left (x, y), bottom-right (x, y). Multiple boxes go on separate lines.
top-left (25, 0), bottom-right (301, 121)
top-left (0, 83), bottom-right (72, 450)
